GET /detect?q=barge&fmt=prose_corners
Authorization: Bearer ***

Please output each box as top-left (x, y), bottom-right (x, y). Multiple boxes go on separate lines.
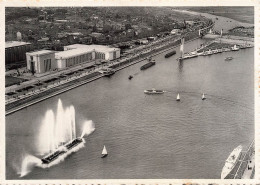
top-left (41, 137), bottom-right (85, 165)
top-left (165, 50), bottom-right (176, 58)
top-left (140, 61), bottom-right (156, 70)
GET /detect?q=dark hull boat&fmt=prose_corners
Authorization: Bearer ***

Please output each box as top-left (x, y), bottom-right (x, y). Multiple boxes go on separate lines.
top-left (165, 50), bottom-right (176, 58)
top-left (41, 137), bottom-right (84, 165)
top-left (140, 62), bottom-right (156, 70)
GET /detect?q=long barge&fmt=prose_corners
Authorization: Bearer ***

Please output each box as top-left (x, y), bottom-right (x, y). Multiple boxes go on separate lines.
top-left (165, 50), bottom-right (176, 58)
top-left (41, 137), bottom-right (85, 166)
top-left (140, 61), bottom-right (156, 70)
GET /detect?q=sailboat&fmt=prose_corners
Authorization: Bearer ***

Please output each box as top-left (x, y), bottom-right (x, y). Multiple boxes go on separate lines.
top-left (202, 93), bottom-right (206, 100)
top-left (101, 145), bottom-right (108, 158)
top-left (176, 93), bottom-right (180, 101)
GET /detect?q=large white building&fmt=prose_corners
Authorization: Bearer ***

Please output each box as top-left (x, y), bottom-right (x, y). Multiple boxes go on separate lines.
top-left (64, 44), bottom-right (120, 61)
top-left (55, 48), bottom-right (95, 69)
top-left (26, 44), bottom-right (121, 73)
top-left (26, 50), bottom-right (56, 74)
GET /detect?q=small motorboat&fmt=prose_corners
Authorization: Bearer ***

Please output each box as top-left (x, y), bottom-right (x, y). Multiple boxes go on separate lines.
top-left (128, 75), bottom-right (133, 80)
top-left (101, 145), bottom-right (108, 158)
top-left (202, 93), bottom-right (206, 100)
top-left (144, 89), bottom-right (165, 94)
top-left (225, 57), bottom-right (233, 61)
top-left (176, 93), bottom-right (180, 101)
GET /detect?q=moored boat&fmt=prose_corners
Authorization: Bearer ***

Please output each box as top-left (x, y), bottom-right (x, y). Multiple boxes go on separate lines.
top-left (128, 75), bottom-right (133, 80)
top-left (231, 44), bottom-right (239, 51)
top-left (221, 145), bottom-right (243, 179)
top-left (206, 49), bottom-right (213, 55)
top-left (99, 68), bottom-right (115, 77)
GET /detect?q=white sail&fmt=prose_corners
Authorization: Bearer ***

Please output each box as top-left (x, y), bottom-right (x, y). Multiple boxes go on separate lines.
top-left (102, 145), bottom-right (107, 155)
top-left (177, 93), bottom-right (180, 100)
top-left (202, 93), bottom-right (205, 99)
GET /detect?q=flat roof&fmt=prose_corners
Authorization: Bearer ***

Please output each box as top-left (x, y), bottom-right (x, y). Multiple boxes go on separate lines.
top-left (64, 44), bottom-right (120, 53)
top-left (26, 50), bottom-right (55, 56)
top-left (5, 41), bottom-right (31, 48)
top-left (55, 48), bottom-right (93, 59)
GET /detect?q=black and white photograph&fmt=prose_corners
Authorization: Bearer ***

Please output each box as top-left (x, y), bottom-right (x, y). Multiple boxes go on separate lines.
top-left (4, 4), bottom-right (255, 181)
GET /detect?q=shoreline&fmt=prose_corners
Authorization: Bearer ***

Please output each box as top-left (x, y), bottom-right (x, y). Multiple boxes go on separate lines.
top-left (5, 35), bottom-right (200, 116)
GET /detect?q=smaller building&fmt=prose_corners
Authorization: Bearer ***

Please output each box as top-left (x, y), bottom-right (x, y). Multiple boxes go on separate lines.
top-left (5, 41), bottom-right (33, 64)
top-left (26, 50), bottom-right (56, 74)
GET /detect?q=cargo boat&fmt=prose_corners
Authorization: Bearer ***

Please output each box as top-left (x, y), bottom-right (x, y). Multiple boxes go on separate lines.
top-left (221, 145), bottom-right (243, 179)
top-left (165, 50), bottom-right (176, 58)
top-left (144, 89), bottom-right (165, 94)
top-left (140, 62), bottom-right (156, 70)
top-left (41, 137), bottom-right (85, 165)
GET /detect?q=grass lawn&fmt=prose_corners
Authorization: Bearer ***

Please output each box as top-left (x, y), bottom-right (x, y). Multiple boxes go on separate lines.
top-left (5, 76), bottom-right (27, 87)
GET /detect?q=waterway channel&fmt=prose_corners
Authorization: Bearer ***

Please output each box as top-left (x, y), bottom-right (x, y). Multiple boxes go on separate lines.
top-left (6, 38), bottom-right (254, 179)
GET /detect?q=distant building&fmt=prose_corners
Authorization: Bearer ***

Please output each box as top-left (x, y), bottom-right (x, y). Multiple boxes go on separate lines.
top-left (26, 50), bottom-right (56, 74)
top-left (5, 41), bottom-right (33, 65)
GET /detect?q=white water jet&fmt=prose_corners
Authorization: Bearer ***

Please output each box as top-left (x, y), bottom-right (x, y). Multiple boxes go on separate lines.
top-left (38, 110), bottom-right (55, 154)
top-left (20, 155), bottom-right (41, 177)
top-left (81, 120), bottom-right (95, 138)
top-left (55, 99), bottom-right (64, 146)
top-left (64, 107), bottom-right (72, 141)
top-left (70, 106), bottom-right (76, 140)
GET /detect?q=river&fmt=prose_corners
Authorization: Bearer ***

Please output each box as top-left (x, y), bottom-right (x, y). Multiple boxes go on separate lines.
top-left (6, 38), bottom-right (254, 179)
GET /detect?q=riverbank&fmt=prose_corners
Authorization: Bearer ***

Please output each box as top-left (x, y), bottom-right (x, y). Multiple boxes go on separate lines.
top-left (5, 32), bottom-right (201, 115)
top-left (172, 9), bottom-right (253, 33)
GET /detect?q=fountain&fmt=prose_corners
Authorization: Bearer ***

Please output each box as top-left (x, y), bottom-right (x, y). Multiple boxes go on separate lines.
top-left (20, 99), bottom-right (95, 177)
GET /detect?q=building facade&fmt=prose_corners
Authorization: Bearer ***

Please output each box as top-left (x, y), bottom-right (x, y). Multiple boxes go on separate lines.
top-left (26, 50), bottom-right (56, 74)
top-left (25, 44), bottom-right (121, 73)
top-left (5, 41), bottom-right (33, 64)
top-left (55, 49), bottom-right (95, 69)
top-left (64, 44), bottom-right (120, 61)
